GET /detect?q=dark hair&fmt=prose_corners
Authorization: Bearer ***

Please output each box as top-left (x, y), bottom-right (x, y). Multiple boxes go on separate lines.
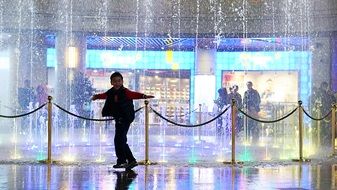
top-left (218, 88), bottom-right (227, 95)
top-left (110, 72), bottom-right (123, 81)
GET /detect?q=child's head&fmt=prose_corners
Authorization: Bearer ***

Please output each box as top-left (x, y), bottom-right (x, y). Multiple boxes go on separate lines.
top-left (110, 72), bottom-right (123, 89)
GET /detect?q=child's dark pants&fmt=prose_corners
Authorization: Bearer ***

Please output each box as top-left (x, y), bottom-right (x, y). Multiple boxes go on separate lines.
top-left (114, 118), bottom-right (136, 164)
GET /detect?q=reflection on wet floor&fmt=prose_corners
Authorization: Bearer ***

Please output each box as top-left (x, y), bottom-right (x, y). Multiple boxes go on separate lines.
top-left (1, 162), bottom-right (337, 189)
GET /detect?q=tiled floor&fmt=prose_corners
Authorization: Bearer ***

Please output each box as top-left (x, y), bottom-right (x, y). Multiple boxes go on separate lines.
top-left (1, 160), bottom-right (337, 190)
top-left (1, 118), bottom-right (336, 189)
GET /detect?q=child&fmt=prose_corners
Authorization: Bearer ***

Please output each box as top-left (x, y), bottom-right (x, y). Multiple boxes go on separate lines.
top-left (92, 71), bottom-right (154, 170)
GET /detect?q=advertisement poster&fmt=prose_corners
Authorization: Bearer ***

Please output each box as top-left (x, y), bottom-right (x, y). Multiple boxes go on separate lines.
top-left (222, 71), bottom-right (299, 117)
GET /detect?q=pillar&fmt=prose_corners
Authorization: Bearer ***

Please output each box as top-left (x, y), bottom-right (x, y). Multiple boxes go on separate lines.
top-left (31, 31), bottom-right (48, 87)
top-left (9, 34), bottom-right (20, 111)
top-left (9, 32), bottom-right (35, 110)
top-left (310, 37), bottom-right (331, 88)
top-left (9, 31), bottom-right (49, 110)
top-left (193, 38), bottom-right (216, 112)
top-left (54, 31), bottom-right (87, 108)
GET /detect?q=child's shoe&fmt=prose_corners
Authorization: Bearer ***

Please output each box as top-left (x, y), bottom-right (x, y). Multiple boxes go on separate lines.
top-left (113, 163), bottom-right (127, 168)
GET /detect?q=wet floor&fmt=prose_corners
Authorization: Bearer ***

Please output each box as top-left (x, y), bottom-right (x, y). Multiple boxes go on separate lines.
top-left (1, 160), bottom-right (337, 190)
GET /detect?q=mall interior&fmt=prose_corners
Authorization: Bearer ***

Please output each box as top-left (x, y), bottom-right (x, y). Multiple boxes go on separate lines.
top-left (0, 0), bottom-right (337, 189)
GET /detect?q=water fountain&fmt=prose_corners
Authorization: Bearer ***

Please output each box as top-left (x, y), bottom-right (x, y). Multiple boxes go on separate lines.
top-left (0, 0), bottom-right (336, 164)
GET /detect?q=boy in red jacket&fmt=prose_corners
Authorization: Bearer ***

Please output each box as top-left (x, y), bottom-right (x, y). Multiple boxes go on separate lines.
top-left (92, 71), bottom-right (154, 170)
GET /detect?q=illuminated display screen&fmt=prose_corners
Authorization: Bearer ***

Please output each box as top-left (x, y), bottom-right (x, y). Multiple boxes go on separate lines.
top-left (47, 49), bottom-right (310, 72)
top-left (47, 48), bottom-right (56, 67)
top-left (222, 71), bottom-right (299, 103)
top-left (215, 51), bottom-right (311, 105)
top-left (47, 49), bottom-right (195, 70)
top-left (86, 50), bottom-right (194, 70)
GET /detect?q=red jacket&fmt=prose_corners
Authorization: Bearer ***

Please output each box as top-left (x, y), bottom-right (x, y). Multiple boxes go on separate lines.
top-left (95, 87), bottom-right (147, 120)
top-left (94, 88), bottom-right (146, 100)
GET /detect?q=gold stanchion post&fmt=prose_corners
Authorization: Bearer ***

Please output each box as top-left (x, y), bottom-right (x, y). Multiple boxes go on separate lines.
top-left (47, 164), bottom-right (51, 190)
top-left (292, 100), bottom-right (310, 162)
top-left (39, 96), bottom-right (53, 164)
top-left (224, 99), bottom-right (243, 165)
top-left (231, 99), bottom-right (236, 163)
top-left (316, 101), bottom-right (322, 147)
top-left (198, 104), bottom-right (202, 124)
top-left (332, 104), bottom-right (336, 155)
top-left (299, 101), bottom-right (303, 161)
top-left (139, 100), bottom-right (157, 165)
top-left (47, 96), bottom-right (52, 164)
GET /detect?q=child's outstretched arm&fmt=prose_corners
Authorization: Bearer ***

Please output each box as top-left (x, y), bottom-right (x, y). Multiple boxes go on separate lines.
top-left (144, 95), bottom-right (155, 99)
top-left (125, 89), bottom-right (155, 100)
top-left (91, 93), bottom-right (107, 101)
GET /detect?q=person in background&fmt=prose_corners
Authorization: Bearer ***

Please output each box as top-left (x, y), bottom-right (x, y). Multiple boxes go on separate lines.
top-left (214, 87), bottom-right (228, 135)
top-left (228, 85), bottom-right (242, 109)
top-left (214, 87), bottom-right (228, 110)
top-left (18, 79), bottom-right (35, 112)
top-left (91, 71), bottom-right (154, 170)
top-left (18, 79), bottom-right (36, 133)
top-left (35, 84), bottom-right (49, 129)
top-left (243, 81), bottom-right (261, 143)
top-left (36, 84), bottom-right (48, 106)
top-left (228, 85), bottom-right (243, 133)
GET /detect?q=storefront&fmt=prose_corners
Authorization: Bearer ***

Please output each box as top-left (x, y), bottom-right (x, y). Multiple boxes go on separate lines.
top-left (47, 47), bottom-right (312, 114)
top-left (47, 48), bottom-right (194, 118)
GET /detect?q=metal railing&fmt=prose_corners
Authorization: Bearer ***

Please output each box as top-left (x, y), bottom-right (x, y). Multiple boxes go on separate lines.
top-left (0, 96), bottom-right (336, 165)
